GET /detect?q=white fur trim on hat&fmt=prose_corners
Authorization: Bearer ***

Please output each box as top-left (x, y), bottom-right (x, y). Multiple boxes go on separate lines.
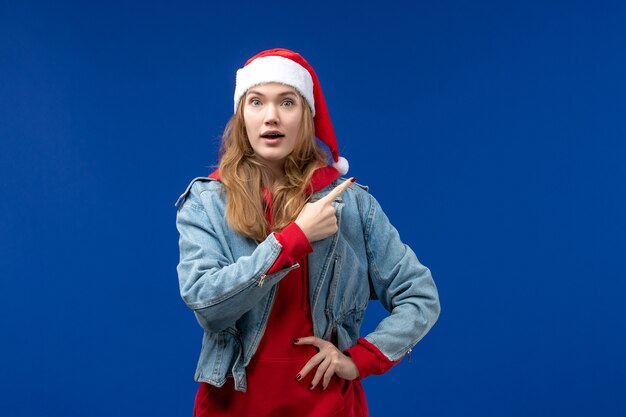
top-left (234, 56), bottom-right (315, 115)
top-left (332, 156), bottom-right (349, 175)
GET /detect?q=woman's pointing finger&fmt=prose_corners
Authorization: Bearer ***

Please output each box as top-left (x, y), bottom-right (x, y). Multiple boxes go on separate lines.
top-left (321, 177), bottom-right (355, 203)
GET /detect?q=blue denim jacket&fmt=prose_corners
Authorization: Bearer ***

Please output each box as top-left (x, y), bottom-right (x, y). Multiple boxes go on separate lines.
top-left (175, 177), bottom-right (440, 392)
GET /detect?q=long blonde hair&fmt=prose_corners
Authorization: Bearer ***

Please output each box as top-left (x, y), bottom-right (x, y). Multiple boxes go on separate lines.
top-left (217, 94), bottom-right (328, 241)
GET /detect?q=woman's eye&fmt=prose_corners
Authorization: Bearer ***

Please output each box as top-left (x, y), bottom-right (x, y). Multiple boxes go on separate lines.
top-left (282, 100), bottom-right (294, 107)
top-left (250, 98), bottom-right (261, 106)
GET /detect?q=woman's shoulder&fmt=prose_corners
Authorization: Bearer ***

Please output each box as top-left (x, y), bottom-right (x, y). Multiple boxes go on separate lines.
top-left (174, 176), bottom-right (224, 209)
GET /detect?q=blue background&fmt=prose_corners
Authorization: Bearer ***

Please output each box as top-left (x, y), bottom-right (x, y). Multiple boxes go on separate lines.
top-left (1, 1), bottom-right (625, 416)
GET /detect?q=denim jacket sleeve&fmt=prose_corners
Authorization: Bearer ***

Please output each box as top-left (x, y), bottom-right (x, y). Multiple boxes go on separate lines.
top-left (360, 191), bottom-right (441, 361)
top-left (175, 179), bottom-right (298, 333)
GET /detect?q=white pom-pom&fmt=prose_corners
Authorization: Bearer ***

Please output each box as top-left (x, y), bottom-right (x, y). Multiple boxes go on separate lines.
top-left (332, 156), bottom-right (349, 175)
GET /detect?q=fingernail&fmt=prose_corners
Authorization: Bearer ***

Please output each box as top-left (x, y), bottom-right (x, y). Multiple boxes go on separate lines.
top-left (350, 177), bottom-right (356, 182)
top-left (293, 338), bottom-right (299, 344)
top-left (309, 384), bottom-right (314, 390)
top-left (296, 374), bottom-right (302, 381)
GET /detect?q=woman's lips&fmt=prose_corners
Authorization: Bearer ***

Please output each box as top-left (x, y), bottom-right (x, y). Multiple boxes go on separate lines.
top-left (260, 130), bottom-right (284, 139)
top-left (261, 137), bottom-right (282, 145)
top-left (260, 131), bottom-right (285, 144)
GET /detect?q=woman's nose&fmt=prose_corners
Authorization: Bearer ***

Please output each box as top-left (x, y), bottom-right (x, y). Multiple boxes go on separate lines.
top-left (264, 104), bottom-right (279, 124)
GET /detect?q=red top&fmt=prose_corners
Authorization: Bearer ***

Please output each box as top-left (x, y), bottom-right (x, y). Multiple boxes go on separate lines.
top-left (193, 167), bottom-right (399, 417)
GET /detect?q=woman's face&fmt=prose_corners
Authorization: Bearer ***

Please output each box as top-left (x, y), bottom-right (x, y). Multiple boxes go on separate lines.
top-left (243, 83), bottom-right (304, 173)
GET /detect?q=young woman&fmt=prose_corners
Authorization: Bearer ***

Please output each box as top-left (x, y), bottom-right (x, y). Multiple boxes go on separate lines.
top-left (175, 48), bottom-right (440, 417)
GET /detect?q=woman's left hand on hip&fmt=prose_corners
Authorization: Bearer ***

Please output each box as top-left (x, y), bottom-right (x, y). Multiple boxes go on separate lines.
top-left (293, 336), bottom-right (360, 390)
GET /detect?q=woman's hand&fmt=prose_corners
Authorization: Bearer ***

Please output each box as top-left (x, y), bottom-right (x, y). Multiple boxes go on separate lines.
top-left (294, 336), bottom-right (360, 390)
top-left (295, 177), bottom-right (355, 243)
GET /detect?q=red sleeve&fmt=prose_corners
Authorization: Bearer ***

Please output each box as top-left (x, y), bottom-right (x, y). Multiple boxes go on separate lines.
top-left (267, 222), bottom-right (313, 274)
top-left (344, 338), bottom-right (402, 380)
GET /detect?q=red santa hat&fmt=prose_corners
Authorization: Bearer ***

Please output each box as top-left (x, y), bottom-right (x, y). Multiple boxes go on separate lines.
top-left (234, 48), bottom-right (349, 175)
